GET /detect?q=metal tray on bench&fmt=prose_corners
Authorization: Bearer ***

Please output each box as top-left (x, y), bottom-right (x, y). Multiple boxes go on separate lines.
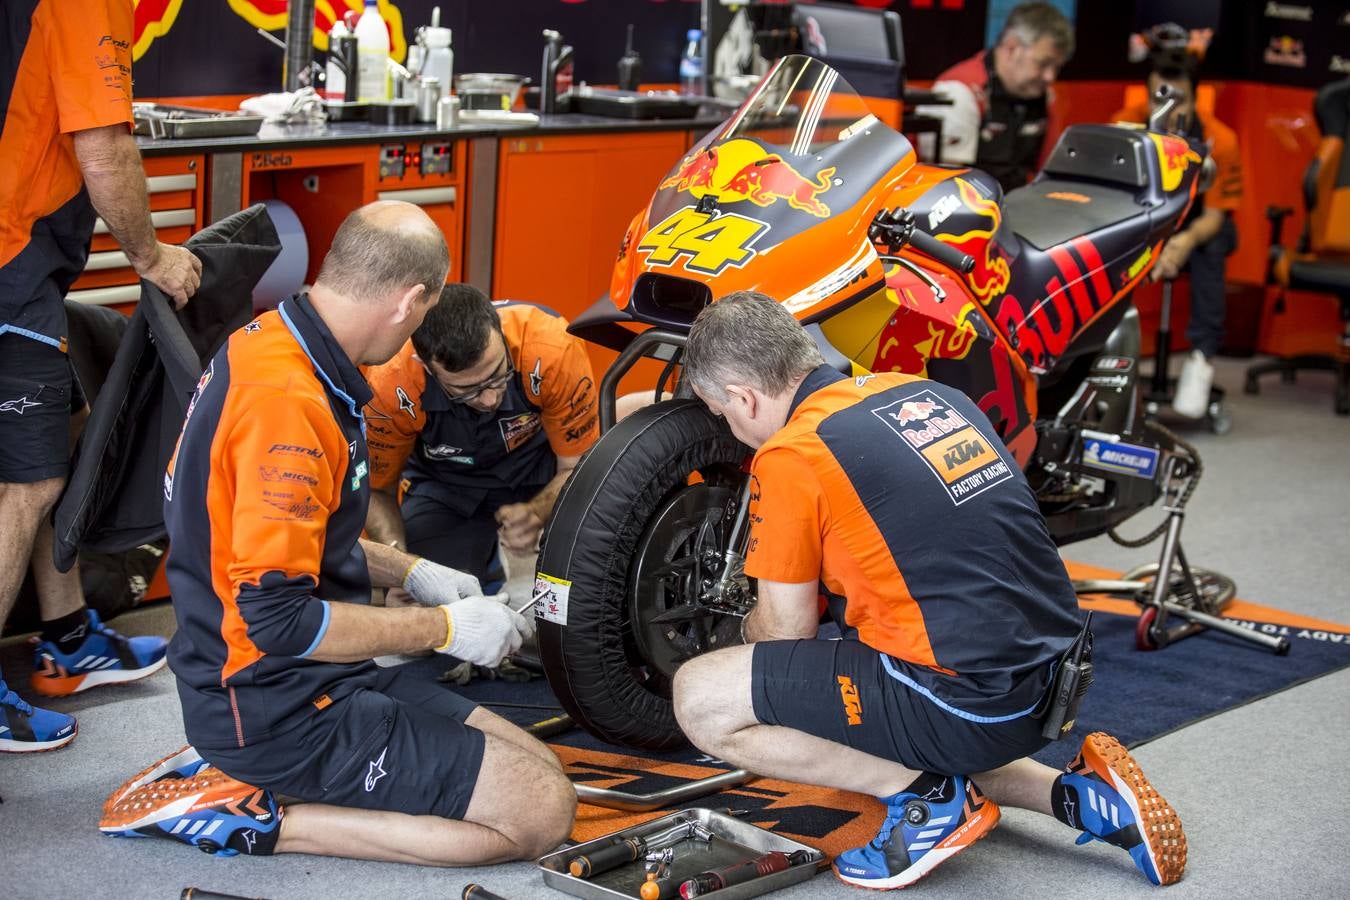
top-left (132, 103), bottom-right (265, 140)
top-left (537, 807), bottom-right (826, 900)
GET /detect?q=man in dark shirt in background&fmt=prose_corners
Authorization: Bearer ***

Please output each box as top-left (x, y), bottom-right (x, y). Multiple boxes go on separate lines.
top-left (920, 2), bottom-right (1075, 193)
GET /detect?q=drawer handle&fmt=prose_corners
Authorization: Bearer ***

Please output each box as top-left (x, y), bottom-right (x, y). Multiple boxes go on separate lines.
top-left (67, 285), bottom-right (142, 306)
top-left (84, 250), bottom-right (131, 272)
top-left (94, 208), bottom-right (196, 234)
top-left (375, 187), bottom-right (457, 206)
top-left (146, 174), bottom-right (198, 193)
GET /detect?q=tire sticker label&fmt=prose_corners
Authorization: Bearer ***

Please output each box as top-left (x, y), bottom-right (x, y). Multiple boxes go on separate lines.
top-left (533, 572), bottom-right (572, 625)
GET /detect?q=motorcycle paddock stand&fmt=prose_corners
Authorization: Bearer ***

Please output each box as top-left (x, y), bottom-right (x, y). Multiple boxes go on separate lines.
top-left (1144, 279), bottom-right (1232, 435)
top-left (1071, 455), bottom-right (1290, 655)
top-left (522, 714), bottom-right (759, 812)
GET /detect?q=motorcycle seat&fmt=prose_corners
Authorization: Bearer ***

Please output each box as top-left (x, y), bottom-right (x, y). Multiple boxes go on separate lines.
top-left (1001, 178), bottom-right (1150, 252)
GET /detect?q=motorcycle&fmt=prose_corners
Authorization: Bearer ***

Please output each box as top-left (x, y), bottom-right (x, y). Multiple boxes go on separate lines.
top-left (530, 55), bottom-right (1236, 752)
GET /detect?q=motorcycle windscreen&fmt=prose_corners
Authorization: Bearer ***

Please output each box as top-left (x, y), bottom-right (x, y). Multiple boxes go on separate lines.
top-left (639, 55), bottom-right (913, 276)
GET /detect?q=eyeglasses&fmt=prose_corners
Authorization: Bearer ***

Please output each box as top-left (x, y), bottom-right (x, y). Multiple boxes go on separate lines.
top-left (436, 356), bottom-right (515, 404)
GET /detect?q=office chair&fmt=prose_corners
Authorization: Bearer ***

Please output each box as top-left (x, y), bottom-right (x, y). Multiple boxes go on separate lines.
top-left (1245, 78), bottom-right (1350, 415)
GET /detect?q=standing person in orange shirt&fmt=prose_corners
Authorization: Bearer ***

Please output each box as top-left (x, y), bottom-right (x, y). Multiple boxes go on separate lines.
top-left (1114, 49), bottom-right (1243, 418)
top-left (672, 294), bottom-right (1187, 890)
top-left (0, 1), bottom-right (201, 752)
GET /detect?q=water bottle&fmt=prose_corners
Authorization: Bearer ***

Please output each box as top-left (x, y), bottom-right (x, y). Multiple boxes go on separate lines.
top-left (355, 0), bottom-right (390, 102)
top-left (679, 28), bottom-right (703, 97)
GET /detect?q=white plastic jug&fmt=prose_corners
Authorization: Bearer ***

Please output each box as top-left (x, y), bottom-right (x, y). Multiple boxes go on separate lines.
top-left (355, 0), bottom-right (390, 102)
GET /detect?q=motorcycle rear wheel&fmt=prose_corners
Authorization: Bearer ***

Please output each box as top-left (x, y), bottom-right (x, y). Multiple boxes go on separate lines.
top-left (535, 400), bottom-right (749, 750)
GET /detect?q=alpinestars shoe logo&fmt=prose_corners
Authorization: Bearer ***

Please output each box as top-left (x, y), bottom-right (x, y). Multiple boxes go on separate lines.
top-left (395, 386), bottom-right (417, 419)
top-left (920, 780), bottom-right (949, 803)
top-left (0, 396), bottom-right (41, 415)
top-left (529, 358), bottom-right (544, 396)
top-left (365, 747), bottom-right (389, 792)
top-left (240, 829), bottom-right (257, 853)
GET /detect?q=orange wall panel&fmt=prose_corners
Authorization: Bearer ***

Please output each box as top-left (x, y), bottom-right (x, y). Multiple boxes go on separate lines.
top-left (492, 131), bottom-right (689, 390)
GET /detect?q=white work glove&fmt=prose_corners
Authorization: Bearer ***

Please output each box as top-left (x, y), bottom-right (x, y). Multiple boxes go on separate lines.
top-left (403, 558), bottom-right (483, 606)
top-left (436, 593), bottom-right (533, 667)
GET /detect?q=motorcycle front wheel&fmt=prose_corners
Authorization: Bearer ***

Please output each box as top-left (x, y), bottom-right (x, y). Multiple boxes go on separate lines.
top-left (535, 400), bottom-right (749, 750)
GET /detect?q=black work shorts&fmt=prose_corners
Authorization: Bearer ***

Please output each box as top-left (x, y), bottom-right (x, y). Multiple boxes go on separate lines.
top-left (0, 334), bottom-right (78, 483)
top-left (207, 666), bottom-right (486, 821)
top-left (751, 639), bottom-right (1052, 775)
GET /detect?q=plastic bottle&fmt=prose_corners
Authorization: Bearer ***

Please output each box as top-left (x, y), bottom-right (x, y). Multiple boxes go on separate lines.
top-left (355, 0), bottom-right (390, 102)
top-left (421, 26), bottom-right (453, 101)
top-left (323, 21), bottom-right (351, 102)
top-left (679, 28), bottom-right (703, 96)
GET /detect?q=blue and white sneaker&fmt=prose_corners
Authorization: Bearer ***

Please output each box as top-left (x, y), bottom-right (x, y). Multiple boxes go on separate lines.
top-left (100, 761), bottom-right (281, 857)
top-left (833, 775), bottom-right (1001, 889)
top-left (0, 678), bottom-right (77, 752)
top-left (1059, 731), bottom-right (1187, 885)
top-left (31, 608), bottom-right (167, 698)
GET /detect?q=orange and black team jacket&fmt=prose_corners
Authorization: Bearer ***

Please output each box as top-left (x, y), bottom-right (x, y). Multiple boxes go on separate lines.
top-left (363, 302), bottom-right (600, 515)
top-left (163, 295), bottom-right (379, 751)
top-left (1, 1), bottom-right (134, 348)
top-left (745, 366), bottom-right (1083, 719)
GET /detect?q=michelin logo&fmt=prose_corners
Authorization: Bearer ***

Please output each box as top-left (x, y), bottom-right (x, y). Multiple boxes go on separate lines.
top-left (1082, 436), bottom-right (1159, 479)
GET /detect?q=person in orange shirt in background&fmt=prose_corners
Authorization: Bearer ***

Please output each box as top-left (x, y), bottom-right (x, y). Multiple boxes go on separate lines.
top-left (1114, 48), bottom-right (1243, 419)
top-left (1, 1), bottom-right (201, 753)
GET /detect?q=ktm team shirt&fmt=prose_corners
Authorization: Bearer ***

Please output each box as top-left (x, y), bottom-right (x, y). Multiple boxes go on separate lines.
top-left (164, 295), bottom-right (378, 751)
top-left (364, 303), bottom-right (599, 515)
top-left (2, 0), bottom-right (135, 348)
top-left (745, 366), bottom-right (1082, 716)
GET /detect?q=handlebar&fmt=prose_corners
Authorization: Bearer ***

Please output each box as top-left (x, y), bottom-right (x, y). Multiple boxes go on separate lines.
top-left (869, 207), bottom-right (975, 274)
top-left (907, 226), bottom-right (975, 274)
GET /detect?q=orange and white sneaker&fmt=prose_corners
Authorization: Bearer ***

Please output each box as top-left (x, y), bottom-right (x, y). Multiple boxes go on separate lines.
top-left (833, 775), bottom-right (1000, 889)
top-left (104, 745), bottom-right (212, 810)
top-left (100, 759), bottom-right (280, 857)
top-left (1058, 731), bottom-right (1187, 885)
top-left (30, 609), bottom-right (167, 698)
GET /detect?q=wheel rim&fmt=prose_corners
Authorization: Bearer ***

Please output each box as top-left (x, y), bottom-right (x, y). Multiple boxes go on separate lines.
top-left (628, 480), bottom-right (745, 685)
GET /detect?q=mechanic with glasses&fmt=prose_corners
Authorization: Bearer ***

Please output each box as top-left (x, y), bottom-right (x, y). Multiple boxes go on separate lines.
top-left (362, 284), bottom-right (602, 588)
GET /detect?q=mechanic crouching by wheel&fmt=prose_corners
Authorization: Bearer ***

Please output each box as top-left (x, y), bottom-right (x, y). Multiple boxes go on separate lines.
top-left (98, 202), bottom-right (575, 866)
top-left (362, 284), bottom-right (602, 584)
top-left (672, 293), bottom-right (1186, 889)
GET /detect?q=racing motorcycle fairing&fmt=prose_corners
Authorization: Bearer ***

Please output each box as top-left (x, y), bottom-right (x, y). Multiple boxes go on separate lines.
top-left (607, 55), bottom-right (917, 329)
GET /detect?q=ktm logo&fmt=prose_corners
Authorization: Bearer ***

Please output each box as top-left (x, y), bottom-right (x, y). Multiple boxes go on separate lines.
top-left (943, 438), bottom-right (987, 470)
top-left (837, 675), bottom-right (863, 726)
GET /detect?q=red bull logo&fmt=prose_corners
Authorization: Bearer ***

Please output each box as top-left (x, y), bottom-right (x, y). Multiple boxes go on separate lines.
top-left (873, 274), bottom-right (981, 377)
top-left (724, 156), bottom-right (836, 217)
top-left (1149, 134), bottom-right (1202, 192)
top-left (940, 178), bottom-right (1012, 306)
top-left (657, 138), bottom-right (837, 218)
top-left (660, 147), bottom-right (719, 192)
top-left (891, 400), bottom-right (938, 424)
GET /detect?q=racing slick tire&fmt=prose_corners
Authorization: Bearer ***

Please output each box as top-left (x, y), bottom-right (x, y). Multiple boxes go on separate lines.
top-left (535, 400), bottom-right (749, 751)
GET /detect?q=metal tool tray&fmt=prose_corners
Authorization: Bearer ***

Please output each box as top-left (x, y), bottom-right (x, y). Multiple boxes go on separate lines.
top-left (569, 88), bottom-right (704, 120)
top-left (537, 808), bottom-right (825, 900)
top-left (132, 104), bottom-right (265, 140)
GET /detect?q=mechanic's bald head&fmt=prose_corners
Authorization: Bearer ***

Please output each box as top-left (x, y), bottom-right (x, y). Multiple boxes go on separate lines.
top-left (315, 200), bottom-right (449, 304)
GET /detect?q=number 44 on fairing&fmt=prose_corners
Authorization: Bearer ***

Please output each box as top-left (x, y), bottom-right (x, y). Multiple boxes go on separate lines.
top-left (637, 206), bottom-right (770, 276)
